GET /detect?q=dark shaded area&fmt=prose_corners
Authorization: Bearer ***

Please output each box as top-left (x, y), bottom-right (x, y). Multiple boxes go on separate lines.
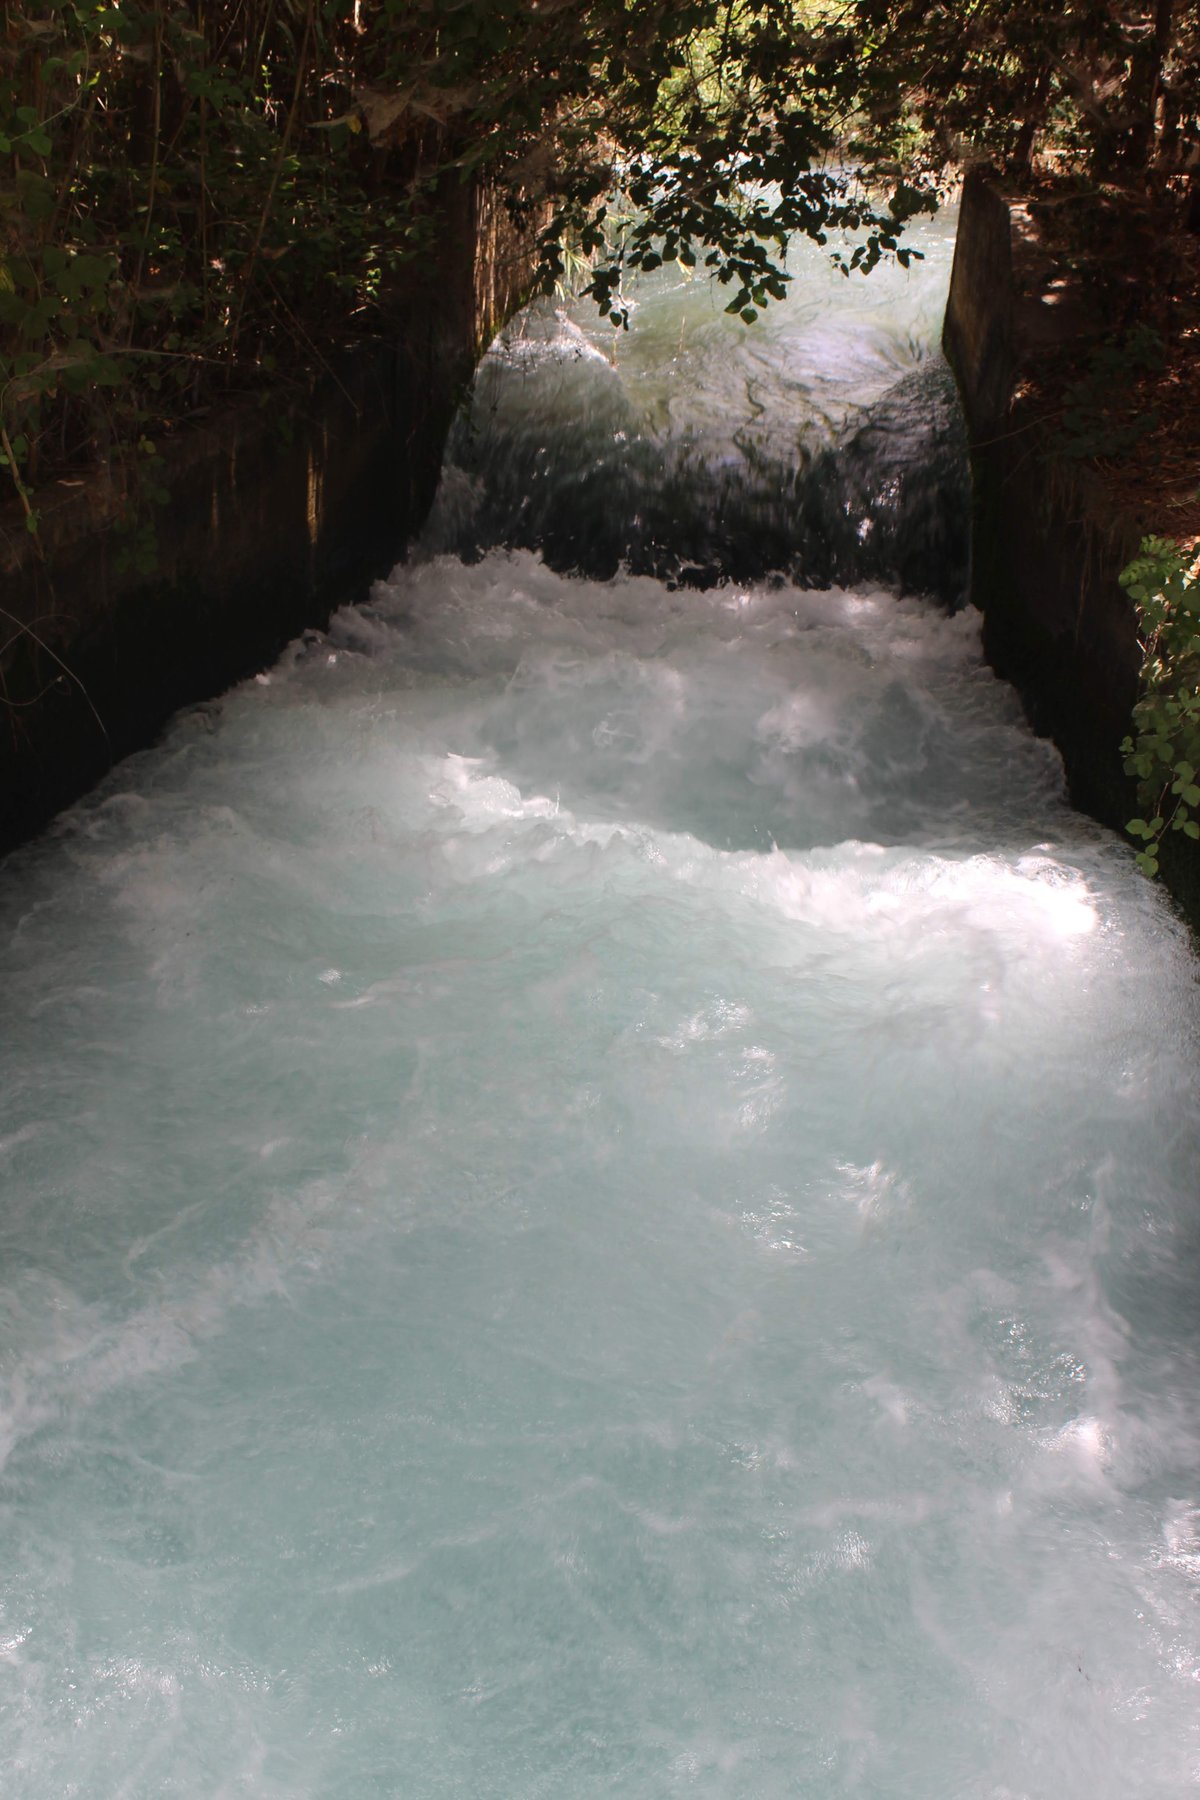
top-left (944, 169), bottom-right (1200, 929)
top-left (1, 347), bottom-right (433, 859)
top-left (431, 353), bottom-right (969, 605)
top-left (0, 182), bottom-right (532, 859)
top-left (944, 172), bottom-right (1139, 812)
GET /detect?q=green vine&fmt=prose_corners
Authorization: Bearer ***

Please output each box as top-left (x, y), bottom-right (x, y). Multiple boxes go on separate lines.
top-left (1119, 535), bottom-right (1200, 877)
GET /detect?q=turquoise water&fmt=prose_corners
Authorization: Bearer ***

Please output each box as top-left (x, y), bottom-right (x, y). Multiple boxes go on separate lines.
top-left (1, 223), bottom-right (1199, 1797)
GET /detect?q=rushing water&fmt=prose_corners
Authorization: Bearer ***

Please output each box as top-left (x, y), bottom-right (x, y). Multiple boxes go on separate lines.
top-left (426, 224), bottom-right (968, 598)
top-left (2, 219), bottom-right (1200, 1799)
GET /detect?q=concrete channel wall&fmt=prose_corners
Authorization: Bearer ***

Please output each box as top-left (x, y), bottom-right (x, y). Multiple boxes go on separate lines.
top-left (943, 171), bottom-right (1200, 923)
top-left (942, 170), bottom-right (1144, 825)
top-left (0, 179), bottom-right (537, 856)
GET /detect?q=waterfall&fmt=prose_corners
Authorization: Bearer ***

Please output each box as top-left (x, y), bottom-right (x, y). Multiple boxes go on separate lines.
top-left (425, 218), bottom-right (968, 601)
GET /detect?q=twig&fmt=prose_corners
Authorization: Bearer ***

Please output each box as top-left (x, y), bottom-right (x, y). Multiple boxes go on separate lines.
top-left (0, 424), bottom-right (44, 559)
top-left (229, 0), bottom-right (316, 354)
top-left (0, 603), bottom-right (109, 750)
top-left (127, 7), bottom-right (165, 348)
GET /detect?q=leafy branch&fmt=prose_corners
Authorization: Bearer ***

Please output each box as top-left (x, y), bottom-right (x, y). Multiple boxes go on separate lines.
top-left (1119, 536), bottom-right (1200, 876)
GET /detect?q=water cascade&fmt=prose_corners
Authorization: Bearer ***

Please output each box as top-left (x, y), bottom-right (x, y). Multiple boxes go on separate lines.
top-left (1, 216), bottom-right (1198, 1798)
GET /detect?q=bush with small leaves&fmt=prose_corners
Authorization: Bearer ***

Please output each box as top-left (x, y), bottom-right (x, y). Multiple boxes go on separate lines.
top-left (1119, 536), bottom-right (1200, 877)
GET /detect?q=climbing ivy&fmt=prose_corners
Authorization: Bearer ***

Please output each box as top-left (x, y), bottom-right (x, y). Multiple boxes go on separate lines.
top-left (1119, 536), bottom-right (1200, 877)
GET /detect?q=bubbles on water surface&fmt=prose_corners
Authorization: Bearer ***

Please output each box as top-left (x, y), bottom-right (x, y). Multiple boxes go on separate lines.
top-left (1, 221), bottom-right (1199, 1800)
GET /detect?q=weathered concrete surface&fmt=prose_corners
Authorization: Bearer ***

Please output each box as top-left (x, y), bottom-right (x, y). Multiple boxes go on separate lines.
top-left (0, 178), bottom-right (536, 856)
top-left (943, 170), bottom-right (1143, 826)
top-left (943, 171), bottom-right (1200, 923)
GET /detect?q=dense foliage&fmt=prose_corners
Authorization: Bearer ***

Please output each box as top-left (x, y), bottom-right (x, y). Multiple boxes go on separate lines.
top-left (2, 0), bottom-right (1197, 523)
top-left (0, 0), bottom-right (429, 522)
top-left (0, 0), bottom-right (919, 524)
top-left (848, 0), bottom-right (1199, 181)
